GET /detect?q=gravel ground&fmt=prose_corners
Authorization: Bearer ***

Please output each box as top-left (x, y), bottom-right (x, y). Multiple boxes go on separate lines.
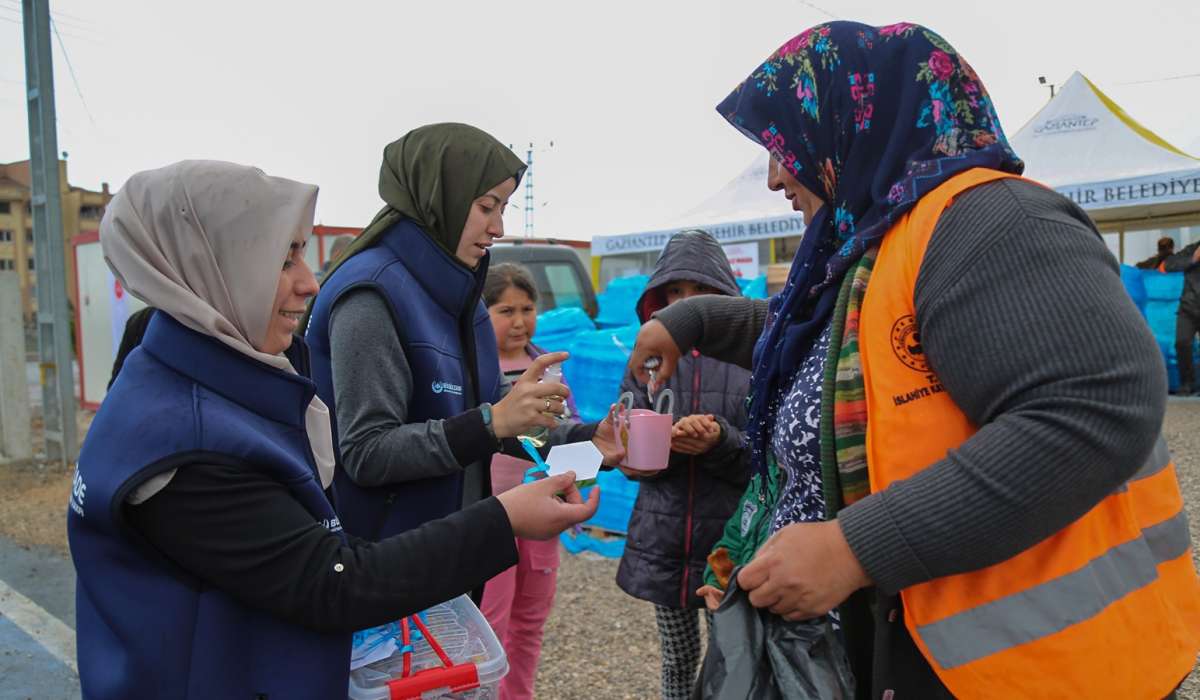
top-left (536, 398), bottom-right (1200, 700)
top-left (1165, 399), bottom-right (1200, 700)
top-left (2, 401), bottom-right (1198, 697)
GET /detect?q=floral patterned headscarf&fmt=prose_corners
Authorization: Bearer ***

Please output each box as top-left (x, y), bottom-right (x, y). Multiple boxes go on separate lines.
top-left (718, 21), bottom-right (1024, 479)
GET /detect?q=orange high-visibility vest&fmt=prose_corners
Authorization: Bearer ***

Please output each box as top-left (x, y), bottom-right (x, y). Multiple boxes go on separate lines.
top-left (859, 168), bottom-right (1200, 698)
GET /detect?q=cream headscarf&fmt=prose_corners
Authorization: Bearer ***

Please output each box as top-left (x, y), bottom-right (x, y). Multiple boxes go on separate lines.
top-left (101, 160), bottom-right (337, 500)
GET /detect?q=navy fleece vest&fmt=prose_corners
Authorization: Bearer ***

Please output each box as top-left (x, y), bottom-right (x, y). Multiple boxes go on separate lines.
top-left (68, 313), bottom-right (350, 700)
top-left (306, 220), bottom-right (501, 540)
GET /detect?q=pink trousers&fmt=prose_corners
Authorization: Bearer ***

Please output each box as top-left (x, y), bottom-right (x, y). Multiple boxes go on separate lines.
top-left (482, 454), bottom-right (561, 699)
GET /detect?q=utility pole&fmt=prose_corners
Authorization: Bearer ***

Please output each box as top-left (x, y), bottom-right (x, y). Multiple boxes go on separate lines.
top-left (518, 140), bottom-right (553, 239)
top-left (23, 0), bottom-right (78, 465)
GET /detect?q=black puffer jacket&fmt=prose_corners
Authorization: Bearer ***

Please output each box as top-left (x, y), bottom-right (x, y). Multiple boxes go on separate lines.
top-left (615, 230), bottom-right (752, 609)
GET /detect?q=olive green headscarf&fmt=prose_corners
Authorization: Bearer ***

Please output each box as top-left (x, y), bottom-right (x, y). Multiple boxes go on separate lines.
top-left (323, 123), bottom-right (526, 283)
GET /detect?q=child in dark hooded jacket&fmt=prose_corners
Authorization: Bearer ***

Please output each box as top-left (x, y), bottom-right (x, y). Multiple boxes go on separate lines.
top-left (613, 230), bottom-right (752, 700)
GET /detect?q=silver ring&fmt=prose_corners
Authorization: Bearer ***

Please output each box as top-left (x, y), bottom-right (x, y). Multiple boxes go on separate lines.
top-left (545, 398), bottom-right (552, 411)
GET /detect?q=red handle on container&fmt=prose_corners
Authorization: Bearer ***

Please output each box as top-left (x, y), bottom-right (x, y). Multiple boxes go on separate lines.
top-left (387, 614), bottom-right (480, 700)
top-left (387, 663), bottom-right (480, 700)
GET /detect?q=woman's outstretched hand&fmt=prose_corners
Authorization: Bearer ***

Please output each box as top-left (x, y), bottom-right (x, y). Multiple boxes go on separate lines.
top-left (627, 320), bottom-right (683, 391)
top-left (496, 471), bottom-right (600, 540)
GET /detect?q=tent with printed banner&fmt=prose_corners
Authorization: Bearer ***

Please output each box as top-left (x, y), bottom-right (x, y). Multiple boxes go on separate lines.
top-left (1011, 72), bottom-right (1200, 388)
top-left (590, 154), bottom-right (804, 288)
top-left (1010, 71), bottom-right (1200, 262)
top-left (665, 152), bottom-right (798, 230)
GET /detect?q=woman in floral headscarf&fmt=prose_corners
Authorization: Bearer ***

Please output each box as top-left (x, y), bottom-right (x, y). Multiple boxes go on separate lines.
top-left (631, 21), bottom-right (1198, 699)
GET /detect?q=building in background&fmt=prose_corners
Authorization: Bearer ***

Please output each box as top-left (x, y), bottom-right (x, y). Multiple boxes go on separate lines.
top-left (0, 158), bottom-right (112, 323)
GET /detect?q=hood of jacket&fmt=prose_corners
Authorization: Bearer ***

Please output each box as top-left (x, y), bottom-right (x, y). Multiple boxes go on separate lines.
top-left (636, 229), bottom-right (741, 322)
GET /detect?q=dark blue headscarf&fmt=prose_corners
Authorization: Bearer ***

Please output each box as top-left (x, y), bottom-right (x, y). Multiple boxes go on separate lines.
top-left (718, 21), bottom-right (1024, 479)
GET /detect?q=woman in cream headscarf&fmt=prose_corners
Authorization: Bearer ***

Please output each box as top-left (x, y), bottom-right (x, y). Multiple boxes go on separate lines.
top-left (70, 160), bottom-right (598, 700)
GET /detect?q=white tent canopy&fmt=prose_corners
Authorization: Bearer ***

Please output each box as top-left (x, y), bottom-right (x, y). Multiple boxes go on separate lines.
top-left (1011, 71), bottom-right (1200, 233)
top-left (592, 154), bottom-right (803, 257)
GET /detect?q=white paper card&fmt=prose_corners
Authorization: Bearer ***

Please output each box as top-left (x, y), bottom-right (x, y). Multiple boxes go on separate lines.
top-left (545, 441), bottom-right (604, 482)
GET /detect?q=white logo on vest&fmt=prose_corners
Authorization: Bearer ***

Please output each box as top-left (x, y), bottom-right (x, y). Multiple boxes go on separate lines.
top-left (431, 380), bottom-right (463, 396)
top-left (70, 467), bottom-right (87, 517)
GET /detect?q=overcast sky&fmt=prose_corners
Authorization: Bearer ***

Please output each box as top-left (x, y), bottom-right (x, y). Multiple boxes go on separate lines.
top-left (2, 0), bottom-right (1198, 240)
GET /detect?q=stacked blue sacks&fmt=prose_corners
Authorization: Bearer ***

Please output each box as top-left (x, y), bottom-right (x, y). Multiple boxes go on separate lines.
top-left (594, 275), bottom-right (649, 329)
top-left (1120, 265), bottom-right (1197, 392)
top-left (531, 306), bottom-right (594, 354)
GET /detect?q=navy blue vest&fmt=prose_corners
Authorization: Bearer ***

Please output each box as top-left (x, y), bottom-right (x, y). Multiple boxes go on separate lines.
top-left (306, 220), bottom-right (501, 540)
top-left (69, 314), bottom-right (351, 700)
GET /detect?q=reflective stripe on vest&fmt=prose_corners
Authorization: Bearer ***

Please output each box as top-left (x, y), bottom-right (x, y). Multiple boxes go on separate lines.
top-left (917, 438), bottom-right (1188, 669)
top-left (859, 168), bottom-right (1200, 699)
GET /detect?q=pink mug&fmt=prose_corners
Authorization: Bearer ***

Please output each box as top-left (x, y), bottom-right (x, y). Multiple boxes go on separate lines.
top-left (615, 390), bottom-right (675, 472)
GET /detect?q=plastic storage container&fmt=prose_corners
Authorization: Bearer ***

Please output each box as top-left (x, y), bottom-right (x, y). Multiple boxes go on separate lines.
top-left (348, 595), bottom-right (508, 700)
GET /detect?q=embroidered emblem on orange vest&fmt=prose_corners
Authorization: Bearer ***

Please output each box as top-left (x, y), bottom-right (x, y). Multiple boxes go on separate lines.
top-left (890, 314), bottom-right (928, 372)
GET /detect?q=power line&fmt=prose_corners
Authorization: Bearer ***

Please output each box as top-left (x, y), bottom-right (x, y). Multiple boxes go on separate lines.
top-left (1117, 72), bottom-right (1200, 86)
top-left (0, 14), bottom-right (102, 44)
top-left (50, 17), bottom-right (95, 126)
top-left (0, 0), bottom-right (89, 25)
top-left (796, 0), bottom-right (838, 19)
top-left (0, 1), bottom-right (102, 40)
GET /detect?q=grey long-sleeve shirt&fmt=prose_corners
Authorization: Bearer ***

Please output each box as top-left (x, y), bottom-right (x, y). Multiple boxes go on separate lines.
top-left (655, 178), bottom-right (1166, 595)
top-left (329, 289), bottom-right (595, 505)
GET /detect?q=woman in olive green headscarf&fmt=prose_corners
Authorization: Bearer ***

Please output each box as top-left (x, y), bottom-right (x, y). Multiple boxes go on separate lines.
top-left (322, 123), bottom-right (527, 280)
top-left (306, 123), bottom-right (620, 543)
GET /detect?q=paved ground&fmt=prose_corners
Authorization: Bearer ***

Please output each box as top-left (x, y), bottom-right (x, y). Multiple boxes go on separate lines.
top-left (0, 540), bottom-right (79, 699)
top-left (2, 398), bottom-right (1198, 699)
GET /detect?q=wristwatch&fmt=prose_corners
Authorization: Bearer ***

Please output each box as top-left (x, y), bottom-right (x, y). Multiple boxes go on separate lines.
top-left (479, 402), bottom-right (498, 441)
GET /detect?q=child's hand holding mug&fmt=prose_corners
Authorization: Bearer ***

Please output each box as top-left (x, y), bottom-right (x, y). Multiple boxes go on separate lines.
top-left (671, 414), bottom-right (721, 455)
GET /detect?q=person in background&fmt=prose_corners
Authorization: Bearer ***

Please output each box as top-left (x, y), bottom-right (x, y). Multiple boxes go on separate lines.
top-left (317, 235), bottom-right (353, 280)
top-left (1136, 236), bottom-right (1176, 271)
top-left (73, 160), bottom-right (598, 699)
top-left (304, 123), bottom-right (621, 546)
top-left (612, 230), bottom-right (752, 700)
top-left (628, 22), bottom-right (1198, 699)
top-left (107, 306), bottom-right (155, 389)
top-left (479, 262), bottom-right (576, 700)
top-left (1164, 240), bottom-right (1200, 395)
